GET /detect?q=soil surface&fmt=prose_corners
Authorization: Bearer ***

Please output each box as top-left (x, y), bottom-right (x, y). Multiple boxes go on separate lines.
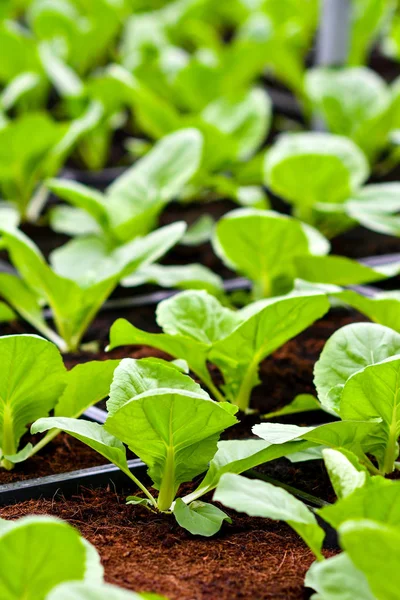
top-left (0, 488), bottom-right (335, 600)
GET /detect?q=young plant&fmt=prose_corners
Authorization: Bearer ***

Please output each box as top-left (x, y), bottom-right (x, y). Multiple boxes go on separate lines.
top-left (264, 131), bottom-right (400, 238)
top-left (33, 357), bottom-right (239, 532)
top-left (48, 128), bottom-right (203, 244)
top-left (213, 208), bottom-right (400, 300)
top-left (305, 67), bottom-right (399, 161)
top-left (107, 65), bottom-right (271, 207)
top-left (33, 356), bottom-right (348, 536)
top-left (0, 221), bottom-right (185, 352)
top-left (254, 322), bottom-right (400, 475)
top-left (108, 289), bottom-right (329, 411)
top-left (0, 102), bottom-right (102, 221)
top-left (264, 131), bottom-right (369, 232)
top-left (0, 333), bottom-right (120, 469)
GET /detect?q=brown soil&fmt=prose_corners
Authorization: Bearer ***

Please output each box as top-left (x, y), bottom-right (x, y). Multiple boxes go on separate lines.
top-left (0, 488), bottom-right (334, 600)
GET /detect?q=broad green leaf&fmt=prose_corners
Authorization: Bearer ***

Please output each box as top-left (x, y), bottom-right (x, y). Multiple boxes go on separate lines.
top-left (50, 222), bottom-right (186, 286)
top-left (262, 394), bottom-right (320, 419)
top-left (122, 263), bottom-right (223, 295)
top-left (348, 0), bottom-right (391, 65)
top-left (334, 290), bottom-right (400, 333)
top-left (322, 448), bottom-right (368, 500)
top-left (253, 420), bottom-right (380, 460)
top-left (156, 290), bottom-right (239, 343)
top-left (264, 132), bottom-right (369, 208)
top-left (181, 214), bottom-right (214, 246)
top-left (0, 72), bottom-right (40, 111)
top-left (46, 179), bottom-right (109, 231)
top-left (49, 205), bottom-right (102, 237)
top-left (56, 360), bottom-right (120, 418)
top-left (0, 516), bottom-right (102, 600)
top-left (0, 335), bottom-right (66, 463)
top-left (0, 273), bottom-right (60, 346)
top-left (105, 390), bottom-right (238, 510)
top-left (173, 498), bottom-right (231, 536)
top-left (0, 222), bottom-right (184, 351)
top-left (39, 41), bottom-right (84, 98)
top-left (107, 318), bottom-right (212, 393)
top-left (340, 520), bottom-right (400, 600)
top-left (184, 438), bottom-right (314, 504)
top-left (201, 88), bottom-right (271, 160)
top-left (213, 208), bottom-right (311, 297)
top-left (31, 417), bottom-right (130, 473)
top-left (314, 323), bottom-right (400, 415)
top-left (46, 582), bottom-right (161, 600)
top-left (306, 67), bottom-right (391, 158)
top-left (305, 553), bottom-right (375, 600)
top-left (340, 356), bottom-right (400, 473)
top-left (295, 255), bottom-right (400, 287)
top-left (318, 477), bottom-right (400, 531)
top-left (0, 301), bottom-right (15, 323)
top-left (107, 357), bottom-right (209, 416)
top-left (209, 292), bottom-right (329, 409)
top-left (214, 473), bottom-right (324, 559)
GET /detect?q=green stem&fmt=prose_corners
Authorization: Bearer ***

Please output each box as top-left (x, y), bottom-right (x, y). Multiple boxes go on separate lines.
top-left (294, 205), bottom-right (314, 225)
top-left (383, 425), bottom-right (399, 475)
top-left (360, 453), bottom-right (382, 477)
top-left (235, 357), bottom-right (259, 413)
top-left (28, 428), bottom-right (60, 459)
top-left (157, 445), bottom-right (175, 512)
top-left (1, 406), bottom-right (16, 470)
top-left (121, 466), bottom-right (158, 508)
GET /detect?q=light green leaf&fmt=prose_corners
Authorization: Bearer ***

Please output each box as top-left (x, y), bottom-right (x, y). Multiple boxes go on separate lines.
top-left (31, 417), bottom-right (129, 473)
top-left (122, 263), bottom-right (223, 295)
top-left (322, 448), bottom-right (368, 500)
top-left (156, 289), bottom-right (239, 343)
top-left (265, 132), bottom-right (369, 209)
top-left (318, 477), bottom-right (400, 531)
top-left (334, 290), bottom-right (400, 333)
top-left (0, 334), bottom-right (66, 464)
top-left (340, 519), bottom-right (400, 600)
top-left (262, 394), bottom-right (320, 419)
top-left (105, 390), bottom-right (238, 510)
top-left (305, 553), bottom-right (375, 600)
top-left (173, 499), bottom-right (231, 537)
top-left (202, 88), bottom-right (271, 160)
top-left (46, 582), bottom-right (160, 600)
top-left (214, 473), bottom-right (324, 559)
top-left (56, 360), bottom-right (120, 418)
top-left (340, 356), bottom-right (400, 473)
top-left (253, 420), bottom-right (380, 460)
top-left (314, 323), bottom-right (400, 415)
top-left (183, 438), bottom-right (313, 504)
top-left (213, 208), bottom-right (311, 297)
top-left (306, 67), bottom-right (391, 158)
top-left (181, 215), bottom-right (214, 246)
top-left (0, 516), bottom-right (102, 600)
top-left (295, 255), bottom-right (400, 287)
top-left (107, 318), bottom-right (212, 394)
top-left (209, 292), bottom-right (329, 409)
top-left (107, 357), bottom-right (209, 416)
top-left (49, 205), bottom-right (102, 237)
top-left (0, 301), bottom-right (15, 323)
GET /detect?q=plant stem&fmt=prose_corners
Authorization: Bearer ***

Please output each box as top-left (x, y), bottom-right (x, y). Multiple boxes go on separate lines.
top-left (29, 428), bottom-right (61, 458)
top-left (1, 406), bottom-right (16, 470)
top-left (157, 445), bottom-right (175, 512)
top-left (121, 466), bottom-right (158, 508)
top-left (235, 358), bottom-right (259, 413)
